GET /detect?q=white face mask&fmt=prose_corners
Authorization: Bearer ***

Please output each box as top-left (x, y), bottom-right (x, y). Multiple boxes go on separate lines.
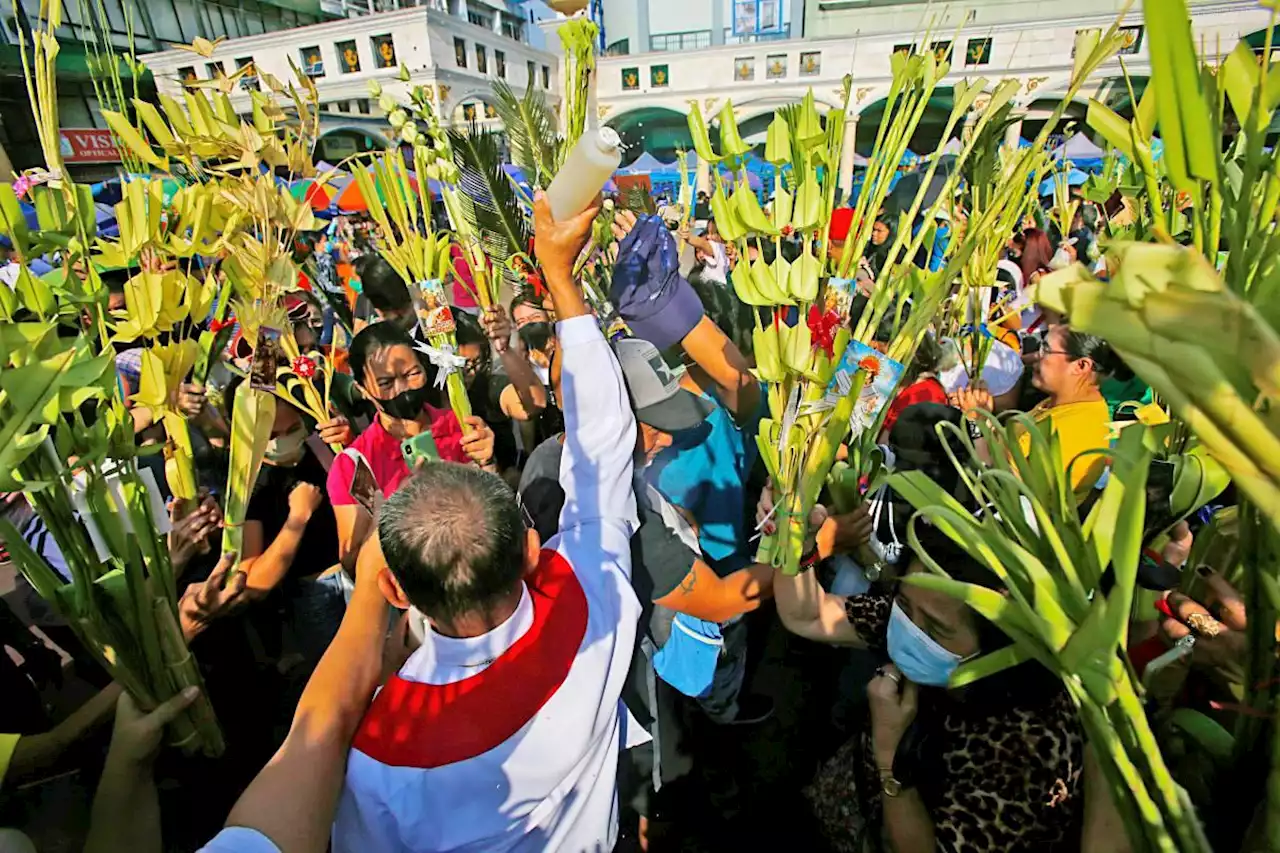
top-left (264, 425), bottom-right (308, 466)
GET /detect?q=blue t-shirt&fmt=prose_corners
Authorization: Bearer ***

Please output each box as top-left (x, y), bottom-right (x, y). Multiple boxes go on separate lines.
top-left (646, 385), bottom-right (765, 576)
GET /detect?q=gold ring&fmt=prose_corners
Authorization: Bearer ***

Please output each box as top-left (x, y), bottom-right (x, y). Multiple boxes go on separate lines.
top-left (882, 670), bottom-right (902, 685)
top-left (1186, 612), bottom-right (1222, 638)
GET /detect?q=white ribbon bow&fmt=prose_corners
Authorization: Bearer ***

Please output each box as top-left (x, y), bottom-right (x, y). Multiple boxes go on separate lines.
top-left (414, 341), bottom-right (467, 389)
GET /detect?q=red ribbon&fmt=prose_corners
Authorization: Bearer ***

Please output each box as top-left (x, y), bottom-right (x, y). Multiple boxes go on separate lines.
top-left (807, 306), bottom-right (841, 358)
top-left (526, 271), bottom-right (547, 298)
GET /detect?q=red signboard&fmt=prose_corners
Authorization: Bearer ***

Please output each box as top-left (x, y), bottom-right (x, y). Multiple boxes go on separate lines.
top-left (59, 129), bottom-right (121, 164)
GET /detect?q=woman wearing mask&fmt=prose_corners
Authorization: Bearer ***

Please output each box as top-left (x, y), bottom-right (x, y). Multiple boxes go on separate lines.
top-left (954, 324), bottom-right (1115, 499)
top-left (517, 317), bottom-right (566, 441)
top-left (226, 379), bottom-right (343, 670)
top-left (764, 503), bottom-right (1126, 853)
top-left (862, 217), bottom-right (894, 280)
top-left (325, 322), bottom-right (496, 569)
top-left (453, 308), bottom-right (547, 476)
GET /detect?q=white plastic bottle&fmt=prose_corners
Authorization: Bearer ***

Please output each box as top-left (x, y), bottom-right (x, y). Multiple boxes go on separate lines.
top-left (544, 128), bottom-right (622, 221)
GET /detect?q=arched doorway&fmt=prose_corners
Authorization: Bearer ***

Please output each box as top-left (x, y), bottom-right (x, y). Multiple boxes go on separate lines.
top-left (856, 88), bottom-right (957, 156)
top-left (608, 107), bottom-right (700, 167)
top-left (450, 92), bottom-right (505, 132)
top-left (314, 126), bottom-right (392, 163)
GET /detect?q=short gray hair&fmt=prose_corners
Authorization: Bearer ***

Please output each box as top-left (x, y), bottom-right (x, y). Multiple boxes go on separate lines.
top-left (378, 462), bottom-right (524, 623)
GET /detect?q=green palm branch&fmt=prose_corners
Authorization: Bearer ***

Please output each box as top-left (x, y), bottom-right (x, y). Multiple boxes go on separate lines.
top-left (448, 125), bottom-right (532, 292)
top-left (490, 79), bottom-right (560, 190)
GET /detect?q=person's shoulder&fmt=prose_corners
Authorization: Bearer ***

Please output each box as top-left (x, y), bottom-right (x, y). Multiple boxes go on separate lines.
top-left (843, 588), bottom-right (892, 649)
top-left (1052, 398), bottom-right (1112, 430)
top-left (518, 434), bottom-right (564, 493)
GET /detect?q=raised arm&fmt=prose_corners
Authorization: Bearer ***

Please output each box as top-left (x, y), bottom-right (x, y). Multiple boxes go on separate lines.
top-left (208, 535), bottom-right (391, 853)
top-left (532, 192), bottom-right (638, 536)
top-left (680, 316), bottom-right (760, 426)
top-left (608, 216), bottom-right (760, 424)
top-left (481, 305), bottom-right (548, 420)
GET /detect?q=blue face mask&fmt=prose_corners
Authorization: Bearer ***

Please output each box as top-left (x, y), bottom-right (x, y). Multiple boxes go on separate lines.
top-left (886, 600), bottom-right (965, 687)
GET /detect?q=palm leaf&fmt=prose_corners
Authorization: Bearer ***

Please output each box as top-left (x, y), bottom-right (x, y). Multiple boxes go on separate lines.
top-left (448, 125), bottom-right (532, 291)
top-left (491, 79), bottom-right (560, 189)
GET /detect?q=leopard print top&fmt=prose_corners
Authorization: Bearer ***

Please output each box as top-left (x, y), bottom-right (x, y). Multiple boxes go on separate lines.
top-left (805, 590), bottom-right (1085, 853)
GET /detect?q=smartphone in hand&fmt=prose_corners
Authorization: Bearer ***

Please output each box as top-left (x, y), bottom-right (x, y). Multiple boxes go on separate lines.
top-left (401, 431), bottom-right (440, 469)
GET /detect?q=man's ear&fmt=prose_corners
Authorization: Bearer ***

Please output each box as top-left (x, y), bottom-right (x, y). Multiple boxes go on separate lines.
top-left (522, 526), bottom-right (542, 577)
top-left (377, 566), bottom-right (412, 610)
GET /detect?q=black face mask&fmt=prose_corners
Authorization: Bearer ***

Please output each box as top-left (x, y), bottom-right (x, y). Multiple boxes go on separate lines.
top-left (518, 322), bottom-right (555, 354)
top-left (378, 384), bottom-right (433, 419)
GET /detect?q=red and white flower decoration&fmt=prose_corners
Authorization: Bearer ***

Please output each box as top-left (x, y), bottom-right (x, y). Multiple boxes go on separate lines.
top-left (291, 356), bottom-right (317, 378)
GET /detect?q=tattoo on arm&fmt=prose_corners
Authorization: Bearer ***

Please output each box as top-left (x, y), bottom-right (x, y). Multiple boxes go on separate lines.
top-left (679, 569), bottom-right (697, 595)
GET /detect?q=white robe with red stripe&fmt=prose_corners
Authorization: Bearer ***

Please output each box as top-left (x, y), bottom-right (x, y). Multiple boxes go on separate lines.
top-left (332, 315), bottom-right (644, 853)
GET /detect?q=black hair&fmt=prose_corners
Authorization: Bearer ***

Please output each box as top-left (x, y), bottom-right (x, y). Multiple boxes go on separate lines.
top-left (910, 331), bottom-right (943, 378)
top-left (908, 523), bottom-right (1065, 709)
top-left (888, 402), bottom-right (964, 496)
top-left (1060, 327), bottom-right (1120, 380)
top-left (378, 463), bottom-right (526, 623)
top-left (509, 291), bottom-right (544, 316)
top-left (356, 255), bottom-right (413, 313)
top-left (848, 293), bottom-right (906, 343)
top-left (348, 319), bottom-right (421, 384)
top-left (453, 311), bottom-right (488, 349)
top-left (100, 267), bottom-right (130, 294)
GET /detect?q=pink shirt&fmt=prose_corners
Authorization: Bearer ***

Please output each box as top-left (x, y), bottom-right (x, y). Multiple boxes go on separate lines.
top-left (327, 404), bottom-right (467, 507)
top-left (449, 244), bottom-right (480, 310)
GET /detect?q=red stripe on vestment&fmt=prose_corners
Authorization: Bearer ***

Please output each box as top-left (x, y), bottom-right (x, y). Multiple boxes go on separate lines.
top-left (352, 548), bottom-right (588, 768)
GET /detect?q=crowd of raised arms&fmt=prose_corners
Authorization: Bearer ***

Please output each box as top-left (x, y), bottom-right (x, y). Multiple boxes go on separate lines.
top-left (0, 182), bottom-right (1263, 853)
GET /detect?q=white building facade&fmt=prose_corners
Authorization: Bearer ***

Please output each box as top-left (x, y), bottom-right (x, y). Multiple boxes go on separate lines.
top-left (590, 1), bottom-right (1269, 189)
top-left (141, 2), bottom-right (559, 157)
top-left (140, 0), bottom-right (1270, 188)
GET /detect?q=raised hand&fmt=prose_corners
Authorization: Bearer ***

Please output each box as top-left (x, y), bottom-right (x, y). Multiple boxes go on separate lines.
top-left (178, 553), bottom-right (249, 640)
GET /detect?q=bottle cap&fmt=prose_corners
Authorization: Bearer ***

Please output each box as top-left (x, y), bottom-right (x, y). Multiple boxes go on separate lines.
top-left (597, 127), bottom-right (622, 153)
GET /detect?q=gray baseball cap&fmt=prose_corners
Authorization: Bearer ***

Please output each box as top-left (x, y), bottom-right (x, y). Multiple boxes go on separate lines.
top-left (613, 338), bottom-right (714, 433)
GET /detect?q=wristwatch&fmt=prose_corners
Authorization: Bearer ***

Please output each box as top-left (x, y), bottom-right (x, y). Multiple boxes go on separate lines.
top-left (879, 769), bottom-right (906, 798)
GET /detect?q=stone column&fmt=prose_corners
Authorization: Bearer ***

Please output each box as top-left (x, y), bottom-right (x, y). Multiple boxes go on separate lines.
top-left (710, 0), bottom-right (725, 46)
top-left (696, 154), bottom-right (711, 196)
top-left (837, 113), bottom-right (859, 202)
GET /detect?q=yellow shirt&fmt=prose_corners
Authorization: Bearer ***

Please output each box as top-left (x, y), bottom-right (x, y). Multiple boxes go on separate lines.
top-left (1015, 398), bottom-right (1112, 499)
top-left (0, 733), bottom-right (19, 790)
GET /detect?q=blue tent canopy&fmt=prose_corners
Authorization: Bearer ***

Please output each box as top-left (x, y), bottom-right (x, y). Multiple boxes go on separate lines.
top-left (1038, 168), bottom-right (1089, 196)
top-left (624, 151), bottom-right (676, 173)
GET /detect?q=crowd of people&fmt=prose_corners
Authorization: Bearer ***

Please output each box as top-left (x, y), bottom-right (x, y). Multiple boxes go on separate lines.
top-left (0, 176), bottom-right (1254, 853)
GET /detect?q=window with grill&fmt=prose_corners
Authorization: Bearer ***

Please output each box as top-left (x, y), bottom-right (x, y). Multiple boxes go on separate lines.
top-left (649, 31), bottom-right (711, 52)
